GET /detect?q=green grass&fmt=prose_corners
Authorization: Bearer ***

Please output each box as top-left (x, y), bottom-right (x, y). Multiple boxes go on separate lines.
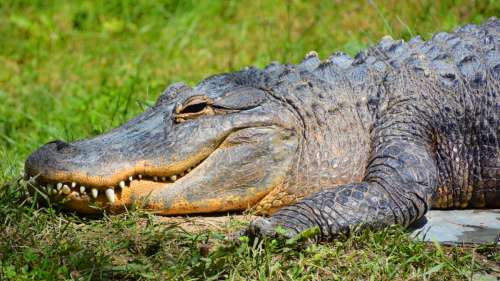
top-left (1, 0), bottom-right (499, 280)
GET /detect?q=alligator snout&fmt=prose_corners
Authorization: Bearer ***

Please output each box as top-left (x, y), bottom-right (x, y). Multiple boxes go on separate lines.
top-left (25, 140), bottom-right (79, 179)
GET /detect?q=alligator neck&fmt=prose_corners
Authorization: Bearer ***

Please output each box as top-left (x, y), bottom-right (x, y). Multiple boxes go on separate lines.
top-left (272, 72), bottom-right (380, 199)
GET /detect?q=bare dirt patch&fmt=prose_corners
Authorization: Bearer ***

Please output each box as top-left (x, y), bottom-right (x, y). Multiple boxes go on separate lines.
top-left (155, 214), bottom-right (257, 233)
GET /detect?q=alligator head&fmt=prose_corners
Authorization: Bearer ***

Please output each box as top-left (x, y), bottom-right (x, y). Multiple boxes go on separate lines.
top-left (25, 74), bottom-right (301, 215)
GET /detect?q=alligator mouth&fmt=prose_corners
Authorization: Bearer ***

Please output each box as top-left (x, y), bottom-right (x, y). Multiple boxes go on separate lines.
top-left (26, 154), bottom-right (208, 211)
top-left (25, 120), bottom-right (298, 215)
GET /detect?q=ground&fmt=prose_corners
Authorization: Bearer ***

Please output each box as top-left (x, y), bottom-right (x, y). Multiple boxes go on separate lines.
top-left (0, 0), bottom-right (499, 280)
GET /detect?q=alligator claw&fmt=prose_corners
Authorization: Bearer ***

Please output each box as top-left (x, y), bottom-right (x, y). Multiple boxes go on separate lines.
top-left (228, 217), bottom-right (293, 245)
top-left (246, 217), bottom-right (297, 240)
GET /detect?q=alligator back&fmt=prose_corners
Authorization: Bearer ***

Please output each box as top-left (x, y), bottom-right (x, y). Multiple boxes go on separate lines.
top-left (303, 19), bottom-right (500, 208)
top-left (273, 19), bottom-right (500, 209)
top-left (316, 19), bottom-right (500, 209)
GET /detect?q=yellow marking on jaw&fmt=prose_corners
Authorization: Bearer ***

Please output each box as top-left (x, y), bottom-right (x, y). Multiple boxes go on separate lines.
top-left (59, 178), bottom-right (276, 215)
top-left (58, 179), bottom-right (167, 214)
top-left (151, 191), bottom-right (270, 215)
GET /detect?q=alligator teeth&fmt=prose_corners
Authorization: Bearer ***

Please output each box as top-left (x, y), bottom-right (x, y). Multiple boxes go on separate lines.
top-left (138, 174), bottom-right (143, 180)
top-left (57, 183), bottom-right (63, 191)
top-left (170, 175), bottom-right (177, 181)
top-left (161, 176), bottom-right (167, 181)
top-left (91, 188), bottom-right (98, 198)
top-left (47, 186), bottom-right (53, 194)
top-left (179, 172), bottom-right (185, 177)
top-left (128, 176), bottom-right (133, 182)
top-left (71, 182), bottom-right (77, 188)
top-left (80, 186), bottom-right (86, 193)
top-left (62, 185), bottom-right (71, 195)
top-left (187, 168), bottom-right (192, 172)
top-left (153, 176), bottom-right (158, 181)
top-left (119, 181), bottom-right (126, 189)
top-left (105, 188), bottom-right (115, 204)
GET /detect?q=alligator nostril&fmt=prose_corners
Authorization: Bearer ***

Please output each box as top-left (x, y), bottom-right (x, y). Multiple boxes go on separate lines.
top-left (45, 140), bottom-right (70, 152)
top-left (55, 142), bottom-right (70, 151)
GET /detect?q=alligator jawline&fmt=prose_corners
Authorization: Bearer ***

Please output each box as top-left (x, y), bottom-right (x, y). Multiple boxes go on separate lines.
top-left (26, 155), bottom-right (207, 205)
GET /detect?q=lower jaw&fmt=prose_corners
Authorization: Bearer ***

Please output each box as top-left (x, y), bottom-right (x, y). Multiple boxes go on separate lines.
top-left (29, 178), bottom-right (277, 216)
top-left (31, 179), bottom-right (168, 215)
top-left (32, 179), bottom-right (260, 216)
top-left (27, 154), bottom-right (209, 213)
top-left (42, 192), bottom-right (270, 217)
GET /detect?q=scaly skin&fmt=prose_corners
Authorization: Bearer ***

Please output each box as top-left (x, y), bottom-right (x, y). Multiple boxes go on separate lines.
top-left (25, 19), bottom-right (499, 240)
top-left (249, 19), bottom-right (500, 239)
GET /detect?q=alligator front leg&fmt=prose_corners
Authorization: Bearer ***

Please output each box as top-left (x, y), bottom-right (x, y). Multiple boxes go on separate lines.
top-left (248, 135), bottom-right (439, 240)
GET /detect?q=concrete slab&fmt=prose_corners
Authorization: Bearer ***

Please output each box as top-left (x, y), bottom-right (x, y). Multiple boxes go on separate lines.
top-left (410, 209), bottom-right (500, 244)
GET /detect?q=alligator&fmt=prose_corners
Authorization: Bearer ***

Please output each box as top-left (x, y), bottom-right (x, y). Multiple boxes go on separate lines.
top-left (25, 19), bottom-right (499, 240)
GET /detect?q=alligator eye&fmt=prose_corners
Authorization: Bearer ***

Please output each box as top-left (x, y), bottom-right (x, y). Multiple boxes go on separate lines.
top-left (175, 95), bottom-right (214, 122)
top-left (179, 101), bottom-right (208, 114)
